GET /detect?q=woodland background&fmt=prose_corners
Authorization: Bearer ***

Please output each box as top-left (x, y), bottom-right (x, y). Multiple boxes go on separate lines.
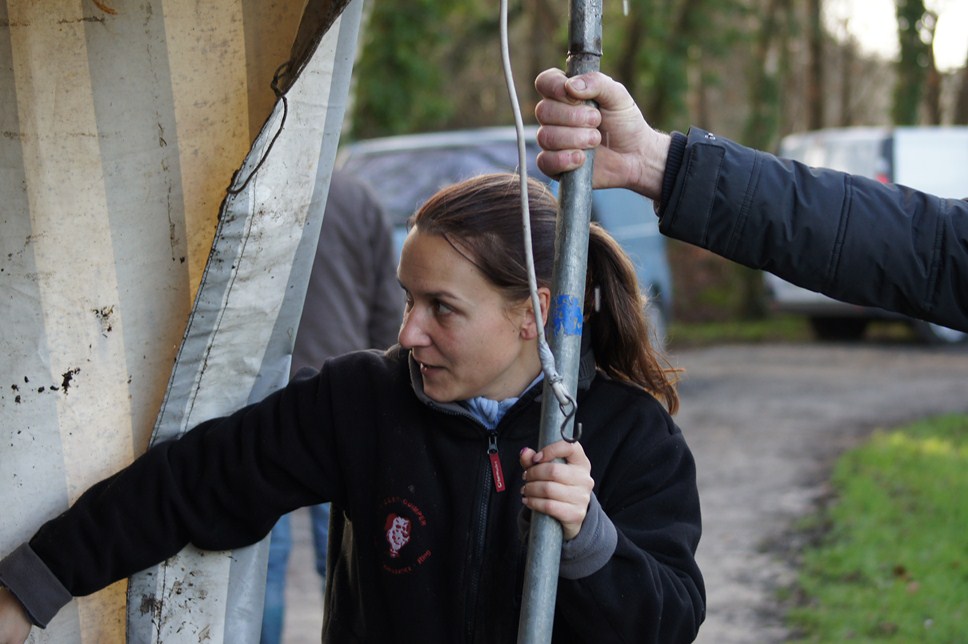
top-left (344, 0), bottom-right (968, 322)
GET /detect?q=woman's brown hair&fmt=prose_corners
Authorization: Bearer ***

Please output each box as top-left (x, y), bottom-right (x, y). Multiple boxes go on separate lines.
top-left (410, 173), bottom-right (679, 413)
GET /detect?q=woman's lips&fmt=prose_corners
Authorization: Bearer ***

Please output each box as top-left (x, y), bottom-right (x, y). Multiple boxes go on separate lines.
top-left (418, 361), bottom-right (442, 376)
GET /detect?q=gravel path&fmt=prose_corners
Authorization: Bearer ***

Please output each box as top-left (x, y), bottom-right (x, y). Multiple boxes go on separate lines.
top-left (678, 342), bottom-right (968, 643)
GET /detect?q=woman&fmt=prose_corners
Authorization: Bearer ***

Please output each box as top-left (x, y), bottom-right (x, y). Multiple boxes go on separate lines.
top-left (0, 173), bottom-right (704, 643)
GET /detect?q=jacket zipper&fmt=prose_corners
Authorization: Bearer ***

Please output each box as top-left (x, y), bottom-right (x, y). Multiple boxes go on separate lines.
top-left (464, 429), bottom-right (506, 640)
top-left (423, 396), bottom-right (529, 640)
top-left (487, 431), bottom-right (506, 492)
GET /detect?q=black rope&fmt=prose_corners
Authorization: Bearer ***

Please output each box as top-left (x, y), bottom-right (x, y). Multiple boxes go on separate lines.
top-left (226, 61), bottom-right (291, 195)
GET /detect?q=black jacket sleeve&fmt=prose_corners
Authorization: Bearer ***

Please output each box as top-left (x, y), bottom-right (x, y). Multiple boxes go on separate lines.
top-left (3, 372), bottom-right (336, 624)
top-left (659, 128), bottom-right (968, 332)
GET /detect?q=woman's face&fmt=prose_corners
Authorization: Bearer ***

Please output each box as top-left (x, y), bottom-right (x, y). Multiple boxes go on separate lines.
top-left (397, 228), bottom-right (542, 403)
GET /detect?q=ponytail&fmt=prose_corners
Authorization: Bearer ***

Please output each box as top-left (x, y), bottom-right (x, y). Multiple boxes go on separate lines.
top-left (585, 224), bottom-right (680, 414)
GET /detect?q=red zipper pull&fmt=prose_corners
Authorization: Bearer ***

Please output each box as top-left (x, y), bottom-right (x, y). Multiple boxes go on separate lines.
top-left (488, 433), bottom-right (506, 493)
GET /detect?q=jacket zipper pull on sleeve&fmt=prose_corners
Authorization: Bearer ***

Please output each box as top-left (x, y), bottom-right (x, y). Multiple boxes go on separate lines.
top-left (487, 432), bottom-right (506, 493)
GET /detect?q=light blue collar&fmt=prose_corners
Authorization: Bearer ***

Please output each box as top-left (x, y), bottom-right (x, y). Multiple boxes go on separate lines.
top-left (461, 374), bottom-right (543, 430)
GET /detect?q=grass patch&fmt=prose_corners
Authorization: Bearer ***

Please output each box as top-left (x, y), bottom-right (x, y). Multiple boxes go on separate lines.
top-left (666, 316), bottom-right (921, 348)
top-left (787, 415), bottom-right (968, 641)
top-left (667, 314), bottom-right (812, 347)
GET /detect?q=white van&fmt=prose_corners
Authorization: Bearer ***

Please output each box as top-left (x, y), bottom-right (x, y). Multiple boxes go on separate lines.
top-left (764, 126), bottom-right (968, 344)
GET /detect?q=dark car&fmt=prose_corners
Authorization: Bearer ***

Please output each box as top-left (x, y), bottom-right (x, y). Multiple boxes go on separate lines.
top-left (336, 126), bottom-right (674, 345)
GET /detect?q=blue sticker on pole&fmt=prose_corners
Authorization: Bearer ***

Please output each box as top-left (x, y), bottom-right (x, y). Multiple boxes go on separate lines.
top-left (552, 294), bottom-right (583, 336)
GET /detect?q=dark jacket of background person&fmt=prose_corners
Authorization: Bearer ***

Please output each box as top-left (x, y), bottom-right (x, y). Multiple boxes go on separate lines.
top-left (658, 129), bottom-right (968, 333)
top-left (291, 170), bottom-right (401, 375)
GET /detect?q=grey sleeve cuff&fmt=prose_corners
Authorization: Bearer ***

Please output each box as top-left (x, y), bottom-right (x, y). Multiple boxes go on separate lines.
top-left (516, 494), bottom-right (618, 580)
top-left (0, 543), bottom-right (72, 627)
top-left (558, 494), bottom-right (618, 579)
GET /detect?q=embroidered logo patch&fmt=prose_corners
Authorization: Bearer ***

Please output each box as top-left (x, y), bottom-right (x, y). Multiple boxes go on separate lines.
top-left (377, 496), bottom-right (432, 574)
top-left (385, 514), bottom-right (411, 558)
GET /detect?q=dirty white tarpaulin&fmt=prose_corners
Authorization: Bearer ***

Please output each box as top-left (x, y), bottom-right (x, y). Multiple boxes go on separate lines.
top-left (0, 0), bottom-right (361, 641)
top-left (127, 2), bottom-right (363, 641)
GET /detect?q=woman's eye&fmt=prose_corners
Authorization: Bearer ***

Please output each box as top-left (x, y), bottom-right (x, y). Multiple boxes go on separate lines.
top-left (433, 300), bottom-right (453, 315)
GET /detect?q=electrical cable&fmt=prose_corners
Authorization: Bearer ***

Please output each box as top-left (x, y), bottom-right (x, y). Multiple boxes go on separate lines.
top-left (498, 0), bottom-right (577, 435)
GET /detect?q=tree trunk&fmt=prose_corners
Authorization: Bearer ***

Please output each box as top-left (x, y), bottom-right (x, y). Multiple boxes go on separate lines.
top-left (893, 0), bottom-right (930, 125)
top-left (527, 0), bottom-right (565, 120)
top-left (838, 39), bottom-right (856, 126)
top-left (954, 51), bottom-right (968, 125)
top-left (923, 10), bottom-right (942, 124)
top-left (743, 0), bottom-right (782, 148)
top-left (617, 8), bottom-right (646, 96)
top-left (806, 0), bottom-right (824, 130)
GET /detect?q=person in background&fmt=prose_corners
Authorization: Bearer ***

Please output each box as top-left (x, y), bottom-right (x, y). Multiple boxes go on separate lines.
top-left (260, 170), bottom-right (401, 644)
top-left (532, 68), bottom-right (968, 333)
top-left (0, 172), bottom-right (704, 644)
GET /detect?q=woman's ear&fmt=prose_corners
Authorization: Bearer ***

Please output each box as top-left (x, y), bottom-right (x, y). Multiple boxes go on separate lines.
top-left (519, 287), bottom-right (551, 339)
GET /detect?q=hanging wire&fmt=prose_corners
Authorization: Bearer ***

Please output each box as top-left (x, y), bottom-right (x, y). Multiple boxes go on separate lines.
top-left (498, 0), bottom-right (577, 438)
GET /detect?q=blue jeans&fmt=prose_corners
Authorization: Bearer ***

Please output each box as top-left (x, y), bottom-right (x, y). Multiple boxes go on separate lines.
top-left (260, 504), bottom-right (330, 644)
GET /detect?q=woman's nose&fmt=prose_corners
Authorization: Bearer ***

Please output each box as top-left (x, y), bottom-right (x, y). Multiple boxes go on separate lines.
top-left (398, 308), bottom-right (430, 348)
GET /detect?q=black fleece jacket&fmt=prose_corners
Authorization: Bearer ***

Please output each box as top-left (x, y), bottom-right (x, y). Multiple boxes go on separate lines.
top-left (660, 129), bottom-right (968, 332)
top-left (2, 346), bottom-right (705, 643)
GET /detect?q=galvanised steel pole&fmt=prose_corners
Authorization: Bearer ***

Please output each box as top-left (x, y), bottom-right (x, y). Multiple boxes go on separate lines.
top-left (516, 0), bottom-right (602, 642)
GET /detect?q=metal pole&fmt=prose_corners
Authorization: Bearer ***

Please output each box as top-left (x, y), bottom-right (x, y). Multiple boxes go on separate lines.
top-left (516, 1), bottom-right (602, 642)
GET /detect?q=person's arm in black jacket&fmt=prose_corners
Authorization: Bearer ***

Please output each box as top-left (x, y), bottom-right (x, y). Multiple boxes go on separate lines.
top-left (0, 372), bottom-right (335, 634)
top-left (533, 68), bottom-right (968, 333)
